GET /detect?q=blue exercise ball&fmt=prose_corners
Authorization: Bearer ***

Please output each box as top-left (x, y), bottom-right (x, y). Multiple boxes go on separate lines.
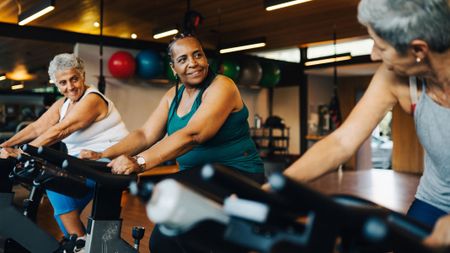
top-left (136, 50), bottom-right (163, 79)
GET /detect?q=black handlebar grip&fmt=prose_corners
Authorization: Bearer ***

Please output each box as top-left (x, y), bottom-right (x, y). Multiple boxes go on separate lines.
top-left (269, 172), bottom-right (341, 215)
top-left (37, 146), bottom-right (70, 166)
top-left (201, 164), bottom-right (292, 210)
top-left (21, 144), bottom-right (39, 156)
top-left (62, 159), bottom-right (136, 189)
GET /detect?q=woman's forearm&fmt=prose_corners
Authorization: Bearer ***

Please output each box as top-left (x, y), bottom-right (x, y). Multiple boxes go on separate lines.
top-left (1, 123), bottom-right (39, 148)
top-left (283, 134), bottom-right (353, 182)
top-left (138, 129), bottom-right (197, 170)
top-left (28, 125), bottom-right (67, 147)
top-left (102, 130), bottom-right (157, 159)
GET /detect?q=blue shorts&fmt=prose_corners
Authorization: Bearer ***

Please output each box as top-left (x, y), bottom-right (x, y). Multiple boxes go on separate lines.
top-left (46, 179), bottom-right (96, 236)
top-left (407, 198), bottom-right (448, 228)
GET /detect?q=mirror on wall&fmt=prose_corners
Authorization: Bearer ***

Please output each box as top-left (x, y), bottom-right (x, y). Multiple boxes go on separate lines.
top-left (0, 36), bottom-right (74, 92)
top-left (0, 36), bottom-right (73, 140)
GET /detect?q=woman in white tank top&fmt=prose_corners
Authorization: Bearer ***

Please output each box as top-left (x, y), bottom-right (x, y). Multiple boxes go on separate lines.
top-left (0, 53), bottom-right (128, 251)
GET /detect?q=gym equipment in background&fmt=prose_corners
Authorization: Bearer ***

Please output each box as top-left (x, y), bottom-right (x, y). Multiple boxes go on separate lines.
top-left (207, 57), bottom-right (219, 74)
top-left (135, 50), bottom-right (164, 79)
top-left (238, 58), bottom-right (262, 86)
top-left (260, 62), bottom-right (281, 87)
top-left (219, 59), bottom-right (240, 82)
top-left (108, 51), bottom-right (136, 79)
top-left (164, 55), bottom-right (177, 83)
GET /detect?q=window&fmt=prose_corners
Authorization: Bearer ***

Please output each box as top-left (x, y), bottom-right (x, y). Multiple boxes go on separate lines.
top-left (307, 38), bottom-right (374, 59)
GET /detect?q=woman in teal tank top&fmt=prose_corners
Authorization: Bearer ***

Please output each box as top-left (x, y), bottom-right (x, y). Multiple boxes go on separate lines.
top-left (81, 33), bottom-right (264, 179)
top-left (167, 67), bottom-right (263, 174)
top-left (80, 33), bottom-right (265, 253)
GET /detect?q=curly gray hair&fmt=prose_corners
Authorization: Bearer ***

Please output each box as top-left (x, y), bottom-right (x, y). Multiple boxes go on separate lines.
top-left (48, 53), bottom-right (85, 83)
top-left (358, 0), bottom-right (450, 54)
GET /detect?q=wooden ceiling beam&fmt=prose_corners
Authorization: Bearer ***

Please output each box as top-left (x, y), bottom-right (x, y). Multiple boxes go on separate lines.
top-left (0, 22), bottom-right (167, 51)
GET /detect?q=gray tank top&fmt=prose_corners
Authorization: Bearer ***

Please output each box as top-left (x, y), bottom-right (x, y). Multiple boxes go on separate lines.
top-left (411, 77), bottom-right (450, 213)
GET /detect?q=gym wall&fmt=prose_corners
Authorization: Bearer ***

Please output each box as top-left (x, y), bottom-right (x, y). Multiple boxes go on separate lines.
top-left (74, 43), bottom-right (271, 133)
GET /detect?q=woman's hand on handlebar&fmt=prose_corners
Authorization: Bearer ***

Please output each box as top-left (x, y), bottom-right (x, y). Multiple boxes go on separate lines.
top-left (79, 149), bottom-right (103, 160)
top-left (0, 147), bottom-right (22, 159)
top-left (424, 214), bottom-right (450, 247)
top-left (108, 155), bottom-right (139, 175)
top-left (261, 182), bottom-right (271, 192)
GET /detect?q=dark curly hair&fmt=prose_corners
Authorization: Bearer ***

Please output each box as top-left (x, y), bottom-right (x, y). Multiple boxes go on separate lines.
top-left (167, 33), bottom-right (204, 64)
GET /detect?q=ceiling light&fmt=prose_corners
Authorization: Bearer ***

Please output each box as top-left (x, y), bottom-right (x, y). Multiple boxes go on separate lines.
top-left (265, 0), bottom-right (313, 11)
top-left (6, 65), bottom-right (37, 81)
top-left (11, 84), bottom-right (25, 90)
top-left (153, 28), bottom-right (179, 39)
top-left (219, 37), bottom-right (266, 54)
top-left (18, 0), bottom-right (55, 26)
top-left (131, 33), bottom-right (138, 39)
top-left (0, 74), bottom-right (6, 81)
top-left (304, 53), bottom-right (352, 67)
top-left (93, 21), bottom-right (100, 28)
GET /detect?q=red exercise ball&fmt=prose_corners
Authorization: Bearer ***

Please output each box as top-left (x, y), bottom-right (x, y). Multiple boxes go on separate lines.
top-left (108, 51), bottom-right (136, 78)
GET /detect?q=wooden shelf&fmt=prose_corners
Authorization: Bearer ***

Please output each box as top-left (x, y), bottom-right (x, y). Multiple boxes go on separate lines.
top-left (251, 127), bottom-right (290, 156)
top-left (305, 134), bottom-right (326, 141)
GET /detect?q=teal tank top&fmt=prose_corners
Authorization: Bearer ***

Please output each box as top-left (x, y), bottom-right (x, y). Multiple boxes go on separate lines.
top-left (167, 74), bottom-right (264, 173)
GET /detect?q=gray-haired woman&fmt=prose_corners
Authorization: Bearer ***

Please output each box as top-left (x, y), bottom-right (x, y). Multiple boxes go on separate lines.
top-left (284, 0), bottom-right (450, 233)
top-left (0, 53), bottom-right (129, 252)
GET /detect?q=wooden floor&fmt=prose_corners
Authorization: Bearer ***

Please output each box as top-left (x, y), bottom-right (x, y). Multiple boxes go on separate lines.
top-left (19, 168), bottom-right (420, 253)
top-left (308, 168), bottom-right (421, 213)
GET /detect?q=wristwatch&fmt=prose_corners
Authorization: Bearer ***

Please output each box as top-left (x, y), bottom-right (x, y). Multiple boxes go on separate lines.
top-left (134, 155), bottom-right (146, 171)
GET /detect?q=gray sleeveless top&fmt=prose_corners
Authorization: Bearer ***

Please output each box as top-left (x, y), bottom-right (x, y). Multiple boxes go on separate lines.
top-left (411, 77), bottom-right (450, 213)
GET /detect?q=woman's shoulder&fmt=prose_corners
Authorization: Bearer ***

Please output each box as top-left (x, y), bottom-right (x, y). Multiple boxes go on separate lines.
top-left (162, 85), bottom-right (178, 106)
top-left (209, 74), bottom-right (238, 91)
top-left (213, 74), bottom-right (234, 84)
top-left (372, 64), bottom-right (408, 93)
top-left (373, 63), bottom-right (414, 113)
top-left (84, 86), bottom-right (106, 98)
top-left (202, 75), bottom-right (241, 105)
top-left (81, 88), bottom-right (110, 106)
top-left (45, 97), bottom-right (66, 116)
top-left (54, 96), bottom-right (67, 106)
top-left (165, 85), bottom-right (178, 98)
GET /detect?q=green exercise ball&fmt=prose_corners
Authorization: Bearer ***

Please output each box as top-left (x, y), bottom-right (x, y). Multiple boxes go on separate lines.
top-left (208, 57), bottom-right (219, 74)
top-left (219, 59), bottom-right (240, 82)
top-left (260, 62), bottom-right (281, 88)
top-left (163, 54), bottom-right (177, 82)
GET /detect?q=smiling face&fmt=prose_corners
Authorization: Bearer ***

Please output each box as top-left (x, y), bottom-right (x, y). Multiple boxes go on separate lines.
top-left (169, 37), bottom-right (209, 86)
top-left (368, 27), bottom-right (418, 76)
top-left (54, 68), bottom-right (86, 102)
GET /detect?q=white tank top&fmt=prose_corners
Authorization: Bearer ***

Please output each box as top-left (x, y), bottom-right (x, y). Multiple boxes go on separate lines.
top-left (60, 86), bottom-right (129, 156)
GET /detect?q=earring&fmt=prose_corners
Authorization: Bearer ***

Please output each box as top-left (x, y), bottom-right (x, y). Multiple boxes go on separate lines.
top-left (416, 57), bottom-right (422, 63)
